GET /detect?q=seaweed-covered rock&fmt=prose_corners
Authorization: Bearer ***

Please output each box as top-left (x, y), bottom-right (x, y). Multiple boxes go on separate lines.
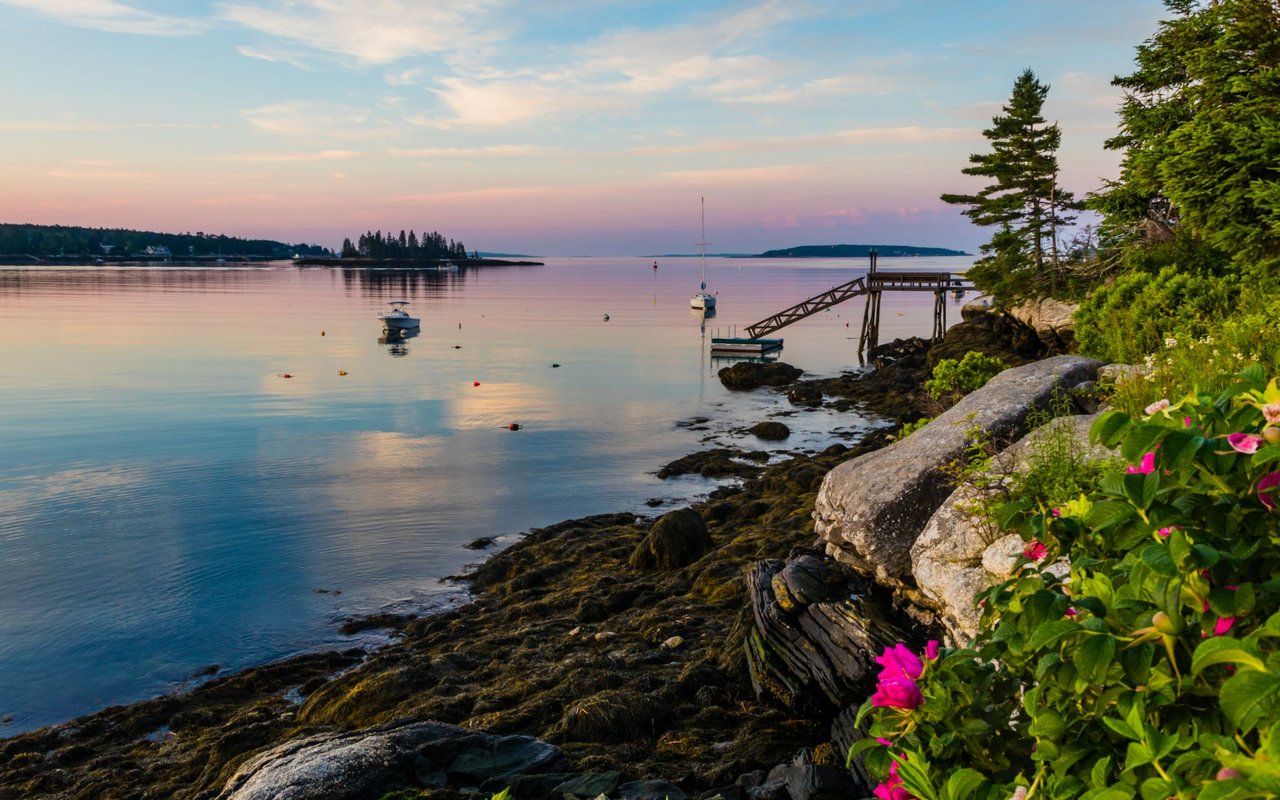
top-left (814, 356), bottom-right (1101, 584)
top-left (557, 690), bottom-right (672, 744)
top-left (718, 362), bottom-right (803, 391)
top-left (749, 421), bottom-right (791, 440)
top-left (217, 720), bottom-right (564, 800)
top-left (657, 449), bottom-right (763, 480)
top-left (630, 508), bottom-right (713, 571)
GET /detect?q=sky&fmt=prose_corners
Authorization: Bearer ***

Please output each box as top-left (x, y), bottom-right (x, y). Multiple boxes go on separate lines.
top-left (0, 0), bottom-right (1169, 255)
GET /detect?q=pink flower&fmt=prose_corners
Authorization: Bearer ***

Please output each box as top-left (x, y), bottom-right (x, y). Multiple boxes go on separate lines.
top-left (1227, 433), bottom-right (1264, 454)
top-left (1184, 416), bottom-right (1194, 428)
top-left (925, 640), bottom-right (940, 661)
top-left (1127, 452), bottom-right (1157, 474)
top-left (873, 760), bottom-right (913, 800)
top-left (1264, 403), bottom-right (1280, 426)
top-left (1022, 540), bottom-right (1048, 561)
top-left (875, 644), bottom-right (923, 681)
top-left (1064, 607), bottom-right (1078, 617)
top-left (1145, 399), bottom-right (1170, 416)
top-left (875, 737), bottom-right (894, 747)
top-left (871, 676), bottom-right (924, 710)
top-left (1157, 526), bottom-right (1174, 538)
top-left (1214, 616), bottom-right (1236, 636)
top-left (1050, 507), bottom-right (1061, 518)
top-left (1259, 472), bottom-right (1280, 511)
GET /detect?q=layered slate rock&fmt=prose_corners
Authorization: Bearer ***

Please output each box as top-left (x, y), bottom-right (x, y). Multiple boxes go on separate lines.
top-left (745, 558), bottom-right (906, 708)
top-left (629, 507), bottom-right (714, 570)
top-left (217, 719), bottom-right (565, 800)
top-left (813, 356), bottom-right (1101, 584)
top-left (910, 413), bottom-right (1117, 642)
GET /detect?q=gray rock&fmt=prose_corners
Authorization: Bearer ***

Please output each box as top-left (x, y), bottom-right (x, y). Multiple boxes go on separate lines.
top-left (1008, 298), bottom-right (1079, 351)
top-left (1099, 363), bottom-right (1151, 383)
top-left (910, 413), bottom-right (1117, 642)
top-left (617, 779), bottom-right (690, 800)
top-left (718, 362), bottom-right (803, 391)
top-left (217, 720), bottom-right (564, 800)
top-left (814, 356), bottom-right (1101, 584)
top-left (629, 507), bottom-right (713, 571)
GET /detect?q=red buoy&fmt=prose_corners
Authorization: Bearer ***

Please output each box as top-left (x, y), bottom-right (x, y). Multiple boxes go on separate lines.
top-left (280, 373), bottom-right (293, 378)
top-left (505, 423), bottom-right (521, 431)
top-left (473, 381), bottom-right (481, 386)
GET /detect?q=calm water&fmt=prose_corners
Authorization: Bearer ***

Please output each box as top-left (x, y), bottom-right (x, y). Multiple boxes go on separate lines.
top-left (0, 256), bottom-right (973, 734)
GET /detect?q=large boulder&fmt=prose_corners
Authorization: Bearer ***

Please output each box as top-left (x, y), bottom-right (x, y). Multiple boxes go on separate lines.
top-left (718, 362), bottom-right (803, 391)
top-left (910, 413), bottom-right (1116, 642)
top-left (1008, 298), bottom-right (1079, 352)
top-left (217, 720), bottom-right (564, 800)
top-left (629, 507), bottom-right (713, 570)
top-left (813, 356), bottom-right (1101, 584)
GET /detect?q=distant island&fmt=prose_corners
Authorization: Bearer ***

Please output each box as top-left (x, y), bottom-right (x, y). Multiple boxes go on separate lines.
top-left (754, 244), bottom-right (969, 258)
top-left (0, 223), bottom-right (330, 263)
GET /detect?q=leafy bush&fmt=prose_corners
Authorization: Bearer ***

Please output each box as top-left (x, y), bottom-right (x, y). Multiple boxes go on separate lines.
top-left (894, 417), bottom-right (934, 440)
top-left (925, 352), bottom-right (1007, 403)
top-left (1075, 266), bottom-right (1240, 363)
top-left (854, 367), bottom-right (1280, 800)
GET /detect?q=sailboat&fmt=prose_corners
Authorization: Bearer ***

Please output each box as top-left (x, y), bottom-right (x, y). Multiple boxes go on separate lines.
top-left (690, 197), bottom-right (716, 310)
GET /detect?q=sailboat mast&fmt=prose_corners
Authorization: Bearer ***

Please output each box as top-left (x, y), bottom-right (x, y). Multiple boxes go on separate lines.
top-left (699, 196), bottom-right (706, 286)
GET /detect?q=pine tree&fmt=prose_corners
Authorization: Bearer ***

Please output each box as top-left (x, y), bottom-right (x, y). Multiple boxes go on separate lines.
top-left (941, 68), bottom-right (1077, 301)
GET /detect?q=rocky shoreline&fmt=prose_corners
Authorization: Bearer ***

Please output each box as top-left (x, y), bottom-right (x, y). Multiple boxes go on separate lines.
top-left (0, 306), bottom-right (1060, 800)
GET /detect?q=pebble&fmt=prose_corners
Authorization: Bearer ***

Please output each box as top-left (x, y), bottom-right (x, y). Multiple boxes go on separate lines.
top-left (568, 626), bottom-right (581, 637)
top-left (593, 631), bottom-right (617, 642)
top-left (660, 635), bottom-right (684, 650)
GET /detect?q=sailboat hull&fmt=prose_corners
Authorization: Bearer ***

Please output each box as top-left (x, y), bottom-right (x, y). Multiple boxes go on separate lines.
top-left (690, 292), bottom-right (716, 310)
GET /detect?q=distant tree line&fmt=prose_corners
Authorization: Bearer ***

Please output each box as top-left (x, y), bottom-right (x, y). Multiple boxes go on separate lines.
top-left (0, 223), bottom-right (330, 258)
top-left (340, 229), bottom-right (470, 261)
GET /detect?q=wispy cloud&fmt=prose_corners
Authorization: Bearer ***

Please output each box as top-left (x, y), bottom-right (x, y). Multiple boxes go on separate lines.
top-left (388, 145), bottom-right (562, 158)
top-left (632, 126), bottom-right (978, 156)
top-left (0, 0), bottom-right (203, 35)
top-left (219, 0), bottom-right (505, 65)
top-left (236, 45), bottom-right (311, 70)
top-left (239, 101), bottom-right (374, 139)
top-left (217, 149), bottom-right (363, 163)
top-left (0, 119), bottom-right (220, 131)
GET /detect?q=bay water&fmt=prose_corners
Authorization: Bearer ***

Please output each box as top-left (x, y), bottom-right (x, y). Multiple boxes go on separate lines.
top-left (0, 256), bottom-right (974, 734)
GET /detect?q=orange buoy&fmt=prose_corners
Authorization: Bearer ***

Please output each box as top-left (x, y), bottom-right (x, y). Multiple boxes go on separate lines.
top-left (321, 331), bottom-right (325, 336)
top-left (505, 423), bottom-right (521, 431)
top-left (280, 373), bottom-right (293, 378)
top-left (338, 370), bottom-right (348, 376)
top-left (473, 381), bottom-right (481, 386)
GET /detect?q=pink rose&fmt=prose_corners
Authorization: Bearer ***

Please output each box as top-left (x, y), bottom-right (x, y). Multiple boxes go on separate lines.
top-left (1264, 403), bottom-right (1280, 426)
top-left (925, 640), bottom-right (939, 661)
top-left (1127, 452), bottom-right (1156, 474)
top-left (1260, 471), bottom-right (1280, 511)
top-left (1227, 433), bottom-right (1263, 454)
top-left (873, 761), bottom-right (913, 800)
top-left (871, 676), bottom-right (924, 710)
top-left (875, 644), bottom-right (923, 681)
top-left (1022, 540), bottom-right (1047, 561)
top-left (1145, 399), bottom-right (1170, 416)
top-left (1214, 616), bottom-right (1236, 636)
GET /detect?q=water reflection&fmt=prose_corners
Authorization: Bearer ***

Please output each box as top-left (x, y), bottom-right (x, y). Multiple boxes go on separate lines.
top-left (377, 326), bottom-right (419, 357)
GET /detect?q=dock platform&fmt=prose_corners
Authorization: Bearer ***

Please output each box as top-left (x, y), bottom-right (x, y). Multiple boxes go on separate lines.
top-left (710, 337), bottom-right (784, 355)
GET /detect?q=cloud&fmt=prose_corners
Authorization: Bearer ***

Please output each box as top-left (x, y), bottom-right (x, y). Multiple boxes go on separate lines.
top-left (0, 0), bottom-right (203, 35)
top-left (235, 45), bottom-right (311, 70)
top-left (239, 101), bottom-right (373, 139)
top-left (219, 0), bottom-right (505, 65)
top-left (632, 126), bottom-right (978, 156)
top-left (384, 67), bottom-right (423, 86)
top-left (388, 145), bottom-right (562, 158)
top-left (715, 73), bottom-right (894, 104)
top-left (218, 149), bottom-right (363, 163)
top-left (426, 78), bottom-right (624, 127)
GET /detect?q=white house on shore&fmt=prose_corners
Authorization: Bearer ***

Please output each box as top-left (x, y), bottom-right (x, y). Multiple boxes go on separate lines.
top-left (144, 245), bottom-right (171, 258)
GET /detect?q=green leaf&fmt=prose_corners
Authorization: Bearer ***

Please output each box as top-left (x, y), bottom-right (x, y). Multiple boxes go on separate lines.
top-left (1139, 778), bottom-right (1174, 800)
top-left (1121, 424), bottom-right (1166, 463)
top-left (1089, 755), bottom-right (1112, 788)
top-left (942, 769), bottom-right (986, 800)
top-left (1027, 620), bottom-right (1081, 650)
top-left (1252, 445), bottom-right (1280, 467)
top-left (1092, 410), bottom-right (1131, 448)
top-left (1086, 500), bottom-right (1135, 531)
top-left (1192, 637), bottom-right (1267, 675)
top-left (1122, 472), bottom-right (1159, 511)
top-left (845, 737), bottom-right (883, 766)
top-left (1073, 634), bottom-right (1117, 684)
top-left (1140, 543), bottom-right (1178, 576)
top-left (1219, 669), bottom-right (1280, 732)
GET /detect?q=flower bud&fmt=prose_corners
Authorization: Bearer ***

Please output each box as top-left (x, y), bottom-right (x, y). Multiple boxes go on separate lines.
top-left (1216, 768), bottom-right (1243, 780)
top-left (1152, 611), bottom-right (1182, 635)
top-left (1264, 427), bottom-right (1280, 446)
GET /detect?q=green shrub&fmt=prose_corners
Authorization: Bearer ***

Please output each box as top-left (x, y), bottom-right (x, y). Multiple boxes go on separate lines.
top-left (925, 352), bottom-right (1006, 402)
top-left (1075, 266), bottom-right (1240, 363)
top-left (894, 417), bottom-right (933, 440)
top-left (854, 367), bottom-right (1280, 800)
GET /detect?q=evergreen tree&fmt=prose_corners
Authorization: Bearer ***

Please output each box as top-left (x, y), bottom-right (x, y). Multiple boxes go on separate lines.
top-left (341, 238), bottom-right (357, 258)
top-left (1091, 0), bottom-right (1280, 276)
top-left (941, 68), bottom-right (1077, 301)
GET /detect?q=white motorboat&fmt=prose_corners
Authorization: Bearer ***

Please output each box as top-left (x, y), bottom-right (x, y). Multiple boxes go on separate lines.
top-left (690, 197), bottom-right (717, 310)
top-left (378, 300), bottom-right (420, 330)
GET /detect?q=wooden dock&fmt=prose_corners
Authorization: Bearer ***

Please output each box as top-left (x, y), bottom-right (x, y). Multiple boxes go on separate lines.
top-left (740, 252), bottom-right (973, 355)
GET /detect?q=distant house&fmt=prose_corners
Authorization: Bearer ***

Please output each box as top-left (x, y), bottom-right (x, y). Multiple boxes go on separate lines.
top-left (144, 245), bottom-right (172, 257)
top-left (99, 244), bottom-right (115, 254)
